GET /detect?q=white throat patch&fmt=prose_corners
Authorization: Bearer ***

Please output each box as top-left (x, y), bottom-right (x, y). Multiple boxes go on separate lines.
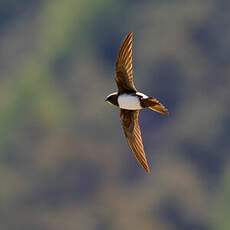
top-left (118, 94), bottom-right (143, 110)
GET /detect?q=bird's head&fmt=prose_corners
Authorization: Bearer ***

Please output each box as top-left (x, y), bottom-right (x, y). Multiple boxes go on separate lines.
top-left (105, 92), bottom-right (119, 106)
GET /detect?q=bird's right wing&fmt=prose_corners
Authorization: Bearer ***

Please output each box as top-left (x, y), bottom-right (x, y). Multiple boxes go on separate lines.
top-left (115, 32), bottom-right (137, 93)
top-left (120, 109), bottom-right (150, 172)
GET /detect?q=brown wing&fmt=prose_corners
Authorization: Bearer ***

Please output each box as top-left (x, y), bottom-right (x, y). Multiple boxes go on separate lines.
top-left (115, 32), bottom-right (137, 93)
top-left (120, 109), bottom-right (150, 172)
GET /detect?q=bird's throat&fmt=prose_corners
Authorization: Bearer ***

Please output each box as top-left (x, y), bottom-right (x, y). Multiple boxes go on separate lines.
top-left (118, 94), bottom-right (142, 110)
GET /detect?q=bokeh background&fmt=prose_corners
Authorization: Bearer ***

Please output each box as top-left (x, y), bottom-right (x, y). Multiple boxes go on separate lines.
top-left (1, 0), bottom-right (230, 229)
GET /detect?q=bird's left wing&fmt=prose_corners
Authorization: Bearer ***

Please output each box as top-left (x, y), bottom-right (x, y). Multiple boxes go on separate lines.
top-left (120, 109), bottom-right (150, 172)
top-left (115, 32), bottom-right (137, 93)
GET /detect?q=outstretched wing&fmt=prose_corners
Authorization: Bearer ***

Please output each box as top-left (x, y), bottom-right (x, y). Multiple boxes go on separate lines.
top-left (120, 109), bottom-right (150, 172)
top-left (115, 32), bottom-right (137, 93)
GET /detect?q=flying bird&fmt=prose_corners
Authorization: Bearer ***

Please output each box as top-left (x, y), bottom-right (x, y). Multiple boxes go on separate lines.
top-left (106, 32), bottom-right (168, 172)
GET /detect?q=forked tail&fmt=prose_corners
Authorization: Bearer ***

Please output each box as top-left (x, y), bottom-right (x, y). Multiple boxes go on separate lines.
top-left (141, 97), bottom-right (168, 114)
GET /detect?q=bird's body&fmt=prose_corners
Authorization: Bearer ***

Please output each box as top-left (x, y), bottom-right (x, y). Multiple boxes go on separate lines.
top-left (106, 32), bottom-right (168, 172)
top-left (107, 92), bottom-right (148, 110)
top-left (118, 92), bottom-right (148, 110)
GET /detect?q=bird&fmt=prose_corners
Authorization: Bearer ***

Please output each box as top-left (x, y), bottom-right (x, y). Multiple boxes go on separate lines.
top-left (105, 32), bottom-right (168, 172)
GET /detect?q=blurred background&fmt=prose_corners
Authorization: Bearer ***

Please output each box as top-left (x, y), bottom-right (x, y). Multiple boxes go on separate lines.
top-left (0, 0), bottom-right (230, 229)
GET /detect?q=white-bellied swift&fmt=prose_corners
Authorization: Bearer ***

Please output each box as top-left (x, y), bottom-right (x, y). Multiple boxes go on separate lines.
top-left (106, 32), bottom-right (168, 172)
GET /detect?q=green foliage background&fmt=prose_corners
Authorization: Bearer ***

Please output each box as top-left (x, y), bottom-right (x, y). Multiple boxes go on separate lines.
top-left (1, 0), bottom-right (230, 229)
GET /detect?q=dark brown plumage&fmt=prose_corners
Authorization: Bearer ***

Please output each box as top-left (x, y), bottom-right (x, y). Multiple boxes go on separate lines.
top-left (141, 97), bottom-right (168, 114)
top-left (106, 32), bottom-right (168, 172)
top-left (120, 109), bottom-right (150, 172)
top-left (115, 32), bottom-right (150, 172)
top-left (115, 32), bottom-right (137, 93)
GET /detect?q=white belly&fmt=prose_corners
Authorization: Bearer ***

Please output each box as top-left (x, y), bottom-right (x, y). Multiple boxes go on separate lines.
top-left (118, 94), bottom-right (143, 110)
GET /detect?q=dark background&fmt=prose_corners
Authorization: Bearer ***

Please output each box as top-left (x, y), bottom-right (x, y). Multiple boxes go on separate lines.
top-left (0, 0), bottom-right (230, 229)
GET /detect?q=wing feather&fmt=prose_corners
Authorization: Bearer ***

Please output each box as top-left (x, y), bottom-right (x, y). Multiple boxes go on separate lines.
top-left (115, 32), bottom-right (137, 92)
top-left (120, 109), bottom-right (150, 172)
